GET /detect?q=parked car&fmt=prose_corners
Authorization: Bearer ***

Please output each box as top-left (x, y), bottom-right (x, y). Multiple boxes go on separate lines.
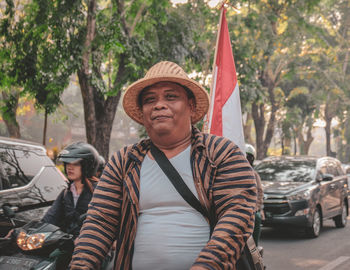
top-left (341, 163), bottom-right (350, 194)
top-left (255, 155), bottom-right (349, 237)
top-left (0, 137), bottom-right (67, 237)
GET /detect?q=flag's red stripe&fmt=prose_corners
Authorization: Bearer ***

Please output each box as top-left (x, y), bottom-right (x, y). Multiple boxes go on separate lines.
top-left (210, 9), bottom-right (237, 136)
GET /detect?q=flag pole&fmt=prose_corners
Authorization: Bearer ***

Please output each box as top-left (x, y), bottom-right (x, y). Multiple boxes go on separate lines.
top-left (210, 5), bottom-right (224, 94)
top-left (203, 3), bottom-right (225, 133)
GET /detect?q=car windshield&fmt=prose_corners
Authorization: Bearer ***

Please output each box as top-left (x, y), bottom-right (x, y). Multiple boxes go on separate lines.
top-left (255, 159), bottom-right (316, 182)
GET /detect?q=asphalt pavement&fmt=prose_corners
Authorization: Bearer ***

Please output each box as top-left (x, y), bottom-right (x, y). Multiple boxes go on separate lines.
top-left (260, 216), bottom-right (350, 270)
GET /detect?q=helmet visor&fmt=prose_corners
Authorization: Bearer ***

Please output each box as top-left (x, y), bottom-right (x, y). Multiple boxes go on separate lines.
top-left (57, 157), bottom-right (82, 164)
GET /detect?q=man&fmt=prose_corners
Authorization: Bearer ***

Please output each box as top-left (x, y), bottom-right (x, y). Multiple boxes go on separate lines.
top-left (70, 61), bottom-right (257, 270)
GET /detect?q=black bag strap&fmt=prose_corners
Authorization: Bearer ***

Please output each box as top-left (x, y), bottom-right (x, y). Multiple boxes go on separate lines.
top-left (150, 143), bottom-right (214, 234)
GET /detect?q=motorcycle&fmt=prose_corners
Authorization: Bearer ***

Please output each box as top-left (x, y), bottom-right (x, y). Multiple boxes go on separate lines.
top-left (0, 204), bottom-right (79, 270)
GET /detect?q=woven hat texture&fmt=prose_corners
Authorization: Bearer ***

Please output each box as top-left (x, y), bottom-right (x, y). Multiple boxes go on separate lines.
top-left (122, 61), bottom-right (209, 125)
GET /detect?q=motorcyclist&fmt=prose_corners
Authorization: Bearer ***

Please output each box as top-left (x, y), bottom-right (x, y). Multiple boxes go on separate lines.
top-left (41, 141), bottom-right (99, 237)
top-left (246, 144), bottom-right (264, 245)
top-left (3, 142), bottom-right (100, 270)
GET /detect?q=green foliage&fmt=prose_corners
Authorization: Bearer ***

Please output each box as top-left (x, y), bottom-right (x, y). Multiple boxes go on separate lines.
top-left (1, 0), bottom-right (349, 159)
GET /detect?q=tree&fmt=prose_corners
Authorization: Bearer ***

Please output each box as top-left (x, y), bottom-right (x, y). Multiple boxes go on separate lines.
top-left (0, 0), bottom-right (79, 143)
top-left (283, 87), bottom-right (316, 155)
top-left (303, 0), bottom-right (350, 158)
top-left (0, 90), bottom-right (21, 138)
top-left (69, 0), bottom-right (214, 159)
top-left (0, 0), bottom-right (25, 138)
top-left (1, 0), bottom-right (215, 158)
top-left (228, 0), bottom-right (323, 159)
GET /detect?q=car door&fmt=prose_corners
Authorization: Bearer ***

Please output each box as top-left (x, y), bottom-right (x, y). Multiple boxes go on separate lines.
top-left (333, 161), bottom-right (347, 214)
top-left (322, 159), bottom-right (341, 218)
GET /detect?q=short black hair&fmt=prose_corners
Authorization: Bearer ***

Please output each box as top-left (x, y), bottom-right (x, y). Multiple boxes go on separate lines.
top-left (138, 81), bottom-right (195, 108)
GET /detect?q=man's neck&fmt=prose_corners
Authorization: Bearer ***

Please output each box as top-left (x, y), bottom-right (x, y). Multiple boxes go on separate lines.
top-left (150, 132), bottom-right (192, 159)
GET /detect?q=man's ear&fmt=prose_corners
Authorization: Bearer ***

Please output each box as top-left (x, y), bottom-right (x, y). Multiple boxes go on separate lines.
top-left (189, 98), bottom-right (196, 116)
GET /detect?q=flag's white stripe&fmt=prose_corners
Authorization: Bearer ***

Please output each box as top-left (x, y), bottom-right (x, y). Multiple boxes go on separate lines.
top-left (208, 66), bottom-right (218, 131)
top-left (222, 83), bottom-right (245, 153)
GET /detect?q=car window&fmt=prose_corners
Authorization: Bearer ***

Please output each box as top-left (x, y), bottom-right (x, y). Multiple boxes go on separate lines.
top-left (0, 147), bottom-right (52, 190)
top-left (316, 164), bottom-right (327, 180)
top-left (255, 159), bottom-right (316, 182)
top-left (336, 163), bottom-right (345, 176)
top-left (326, 161), bottom-right (338, 176)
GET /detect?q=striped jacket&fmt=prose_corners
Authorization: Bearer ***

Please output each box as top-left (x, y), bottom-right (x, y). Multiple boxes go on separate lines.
top-left (69, 127), bottom-right (257, 270)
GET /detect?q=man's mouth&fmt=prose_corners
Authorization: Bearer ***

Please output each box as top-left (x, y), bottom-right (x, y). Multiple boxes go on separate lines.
top-left (152, 115), bottom-right (171, 120)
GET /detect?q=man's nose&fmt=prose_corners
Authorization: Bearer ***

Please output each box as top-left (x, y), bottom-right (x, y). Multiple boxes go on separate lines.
top-left (153, 98), bottom-right (167, 110)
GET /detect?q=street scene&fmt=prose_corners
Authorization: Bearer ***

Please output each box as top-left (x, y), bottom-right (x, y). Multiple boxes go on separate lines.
top-left (261, 216), bottom-right (350, 270)
top-left (0, 0), bottom-right (349, 269)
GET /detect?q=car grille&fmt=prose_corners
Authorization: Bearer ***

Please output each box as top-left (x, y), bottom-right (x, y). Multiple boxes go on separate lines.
top-left (264, 201), bottom-right (291, 216)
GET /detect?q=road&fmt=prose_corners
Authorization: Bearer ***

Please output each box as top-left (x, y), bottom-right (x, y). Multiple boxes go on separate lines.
top-left (260, 216), bottom-right (350, 270)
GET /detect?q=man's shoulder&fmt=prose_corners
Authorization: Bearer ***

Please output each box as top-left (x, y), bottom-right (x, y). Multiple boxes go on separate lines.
top-left (192, 130), bottom-right (242, 166)
top-left (195, 130), bottom-right (238, 151)
top-left (110, 139), bottom-right (150, 161)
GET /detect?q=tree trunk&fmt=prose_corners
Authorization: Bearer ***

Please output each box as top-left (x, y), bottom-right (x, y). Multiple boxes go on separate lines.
top-left (43, 109), bottom-right (48, 146)
top-left (243, 112), bottom-right (253, 144)
top-left (252, 102), bottom-right (265, 160)
top-left (78, 0), bottom-right (97, 146)
top-left (252, 58), bottom-right (279, 160)
top-left (1, 91), bottom-right (21, 138)
top-left (324, 102), bottom-right (334, 157)
top-left (283, 136), bottom-right (292, 155)
top-left (293, 131), bottom-right (297, 155)
top-left (325, 117), bottom-right (332, 156)
top-left (298, 124), bottom-right (313, 155)
top-left (94, 91), bottom-right (122, 160)
top-left (77, 0), bottom-right (127, 160)
top-left (344, 117), bottom-right (350, 162)
top-left (3, 116), bottom-right (21, 138)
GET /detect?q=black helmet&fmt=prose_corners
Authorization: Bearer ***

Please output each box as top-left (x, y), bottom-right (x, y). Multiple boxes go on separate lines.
top-left (245, 144), bottom-right (256, 166)
top-left (97, 155), bottom-right (106, 173)
top-left (58, 142), bottom-right (99, 178)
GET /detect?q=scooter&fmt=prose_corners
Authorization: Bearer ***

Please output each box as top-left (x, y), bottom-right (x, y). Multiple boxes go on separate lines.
top-left (0, 204), bottom-right (78, 270)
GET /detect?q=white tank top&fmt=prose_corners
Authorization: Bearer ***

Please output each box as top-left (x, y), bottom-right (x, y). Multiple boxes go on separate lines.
top-left (132, 145), bottom-right (210, 270)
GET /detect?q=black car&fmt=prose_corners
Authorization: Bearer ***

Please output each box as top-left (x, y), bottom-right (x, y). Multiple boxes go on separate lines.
top-left (255, 156), bottom-right (349, 237)
top-left (0, 137), bottom-right (67, 237)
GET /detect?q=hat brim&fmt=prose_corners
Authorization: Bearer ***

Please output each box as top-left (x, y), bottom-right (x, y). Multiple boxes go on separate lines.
top-left (122, 75), bottom-right (210, 125)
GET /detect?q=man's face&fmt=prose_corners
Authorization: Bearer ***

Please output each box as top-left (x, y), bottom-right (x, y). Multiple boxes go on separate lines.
top-left (66, 161), bottom-right (82, 182)
top-left (140, 82), bottom-right (195, 139)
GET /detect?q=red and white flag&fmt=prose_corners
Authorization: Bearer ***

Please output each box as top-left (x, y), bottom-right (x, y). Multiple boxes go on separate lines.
top-left (206, 7), bottom-right (245, 153)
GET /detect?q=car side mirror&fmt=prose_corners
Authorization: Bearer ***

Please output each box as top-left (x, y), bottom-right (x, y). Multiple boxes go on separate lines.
top-left (321, 173), bottom-right (333, 181)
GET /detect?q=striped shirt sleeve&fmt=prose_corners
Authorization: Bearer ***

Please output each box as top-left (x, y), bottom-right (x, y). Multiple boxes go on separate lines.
top-left (192, 139), bottom-right (257, 270)
top-left (69, 150), bottom-right (125, 269)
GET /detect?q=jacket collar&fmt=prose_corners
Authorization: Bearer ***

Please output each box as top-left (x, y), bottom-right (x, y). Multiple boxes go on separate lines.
top-left (127, 126), bottom-right (206, 162)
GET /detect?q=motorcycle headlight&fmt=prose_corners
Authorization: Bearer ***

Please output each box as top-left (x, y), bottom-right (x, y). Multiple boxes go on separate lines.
top-left (17, 231), bottom-right (50, 251)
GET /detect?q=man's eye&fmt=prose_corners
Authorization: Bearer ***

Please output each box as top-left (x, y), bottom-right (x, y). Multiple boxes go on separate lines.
top-left (142, 97), bottom-right (155, 104)
top-left (166, 94), bottom-right (178, 99)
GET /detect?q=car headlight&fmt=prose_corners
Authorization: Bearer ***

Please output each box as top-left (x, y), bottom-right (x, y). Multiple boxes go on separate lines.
top-left (287, 190), bottom-right (311, 201)
top-left (17, 231), bottom-right (50, 251)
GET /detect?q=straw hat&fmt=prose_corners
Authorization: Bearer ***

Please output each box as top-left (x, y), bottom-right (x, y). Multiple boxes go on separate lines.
top-left (122, 61), bottom-right (209, 125)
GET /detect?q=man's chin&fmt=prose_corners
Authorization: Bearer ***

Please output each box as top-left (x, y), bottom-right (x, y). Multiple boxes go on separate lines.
top-left (147, 124), bottom-right (174, 136)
